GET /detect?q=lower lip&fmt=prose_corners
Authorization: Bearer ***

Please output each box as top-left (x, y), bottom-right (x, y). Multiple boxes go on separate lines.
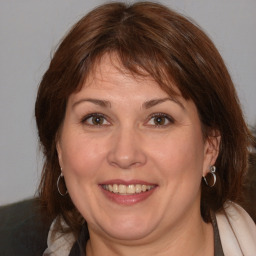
top-left (99, 186), bottom-right (157, 206)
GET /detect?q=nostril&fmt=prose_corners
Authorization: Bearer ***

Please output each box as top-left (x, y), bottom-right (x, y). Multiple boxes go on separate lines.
top-left (106, 129), bottom-right (147, 169)
top-left (107, 149), bottom-right (147, 169)
top-left (108, 158), bottom-right (144, 169)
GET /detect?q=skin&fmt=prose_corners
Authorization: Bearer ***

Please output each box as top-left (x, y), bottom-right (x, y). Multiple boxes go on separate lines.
top-left (57, 54), bottom-right (220, 256)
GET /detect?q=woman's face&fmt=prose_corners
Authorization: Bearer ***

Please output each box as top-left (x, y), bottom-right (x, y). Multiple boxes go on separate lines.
top-left (57, 54), bottom-right (218, 242)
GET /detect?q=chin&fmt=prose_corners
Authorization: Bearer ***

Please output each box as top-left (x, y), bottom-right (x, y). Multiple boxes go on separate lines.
top-left (105, 226), bottom-right (154, 241)
top-left (99, 215), bottom-right (157, 241)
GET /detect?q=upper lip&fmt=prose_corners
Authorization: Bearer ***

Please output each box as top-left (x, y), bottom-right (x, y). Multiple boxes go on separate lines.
top-left (99, 179), bottom-right (157, 186)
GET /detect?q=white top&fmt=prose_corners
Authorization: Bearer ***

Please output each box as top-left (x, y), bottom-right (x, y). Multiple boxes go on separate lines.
top-left (43, 202), bottom-right (256, 256)
top-left (216, 201), bottom-right (256, 256)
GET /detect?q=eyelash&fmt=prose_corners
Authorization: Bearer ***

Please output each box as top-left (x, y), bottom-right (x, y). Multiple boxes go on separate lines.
top-left (146, 113), bottom-right (174, 127)
top-left (81, 112), bottom-right (175, 127)
top-left (81, 113), bottom-right (110, 127)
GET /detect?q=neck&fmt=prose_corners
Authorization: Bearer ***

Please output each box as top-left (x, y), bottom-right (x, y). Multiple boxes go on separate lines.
top-left (86, 212), bottom-right (214, 256)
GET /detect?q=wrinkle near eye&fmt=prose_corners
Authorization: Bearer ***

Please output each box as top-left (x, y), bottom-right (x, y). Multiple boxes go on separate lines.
top-left (82, 113), bottom-right (110, 126)
top-left (146, 113), bottom-right (174, 127)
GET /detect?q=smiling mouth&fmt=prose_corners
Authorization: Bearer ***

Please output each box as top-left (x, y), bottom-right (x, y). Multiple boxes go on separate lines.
top-left (101, 184), bottom-right (156, 195)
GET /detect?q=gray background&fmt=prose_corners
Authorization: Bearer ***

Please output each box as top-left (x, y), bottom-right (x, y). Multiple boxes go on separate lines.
top-left (0, 0), bottom-right (255, 205)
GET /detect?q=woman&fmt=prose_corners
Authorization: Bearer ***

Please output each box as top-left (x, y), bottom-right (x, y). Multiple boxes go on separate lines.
top-left (35, 2), bottom-right (256, 255)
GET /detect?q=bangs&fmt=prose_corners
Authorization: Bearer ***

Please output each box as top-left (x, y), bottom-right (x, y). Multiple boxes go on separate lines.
top-left (80, 49), bottom-right (178, 97)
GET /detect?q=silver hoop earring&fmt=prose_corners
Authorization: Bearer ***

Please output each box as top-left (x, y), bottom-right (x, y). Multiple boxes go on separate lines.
top-left (57, 172), bottom-right (68, 196)
top-left (203, 166), bottom-right (216, 187)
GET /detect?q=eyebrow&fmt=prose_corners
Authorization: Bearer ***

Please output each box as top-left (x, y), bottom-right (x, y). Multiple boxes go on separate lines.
top-left (72, 97), bottom-right (184, 110)
top-left (143, 97), bottom-right (185, 109)
top-left (72, 98), bottom-right (111, 109)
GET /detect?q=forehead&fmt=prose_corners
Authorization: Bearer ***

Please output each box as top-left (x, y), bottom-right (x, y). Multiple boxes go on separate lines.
top-left (67, 53), bottom-right (191, 115)
top-left (80, 53), bottom-right (181, 96)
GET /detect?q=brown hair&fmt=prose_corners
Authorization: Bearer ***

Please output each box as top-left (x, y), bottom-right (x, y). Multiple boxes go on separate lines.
top-left (35, 1), bottom-right (251, 236)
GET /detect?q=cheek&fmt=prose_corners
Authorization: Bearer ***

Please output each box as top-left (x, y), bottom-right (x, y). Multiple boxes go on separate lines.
top-left (151, 129), bottom-right (205, 182)
top-left (60, 134), bottom-right (106, 178)
top-left (59, 135), bottom-right (107, 205)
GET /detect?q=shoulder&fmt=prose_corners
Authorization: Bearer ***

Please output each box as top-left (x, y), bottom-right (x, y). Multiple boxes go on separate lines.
top-left (216, 201), bottom-right (256, 255)
top-left (44, 218), bottom-right (89, 256)
top-left (43, 217), bottom-right (76, 256)
top-left (0, 198), bottom-right (52, 256)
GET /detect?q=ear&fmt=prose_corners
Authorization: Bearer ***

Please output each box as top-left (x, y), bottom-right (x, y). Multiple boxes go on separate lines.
top-left (202, 130), bottom-right (221, 177)
top-left (56, 140), bottom-right (63, 169)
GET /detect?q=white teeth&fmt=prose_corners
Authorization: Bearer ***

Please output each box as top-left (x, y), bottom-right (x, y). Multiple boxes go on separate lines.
top-left (127, 185), bottom-right (135, 194)
top-left (135, 184), bottom-right (142, 193)
top-left (118, 184), bottom-right (126, 194)
top-left (113, 184), bottom-right (118, 193)
top-left (103, 184), bottom-right (155, 194)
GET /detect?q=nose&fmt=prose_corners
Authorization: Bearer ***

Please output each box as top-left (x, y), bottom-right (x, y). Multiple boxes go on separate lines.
top-left (107, 126), bottom-right (147, 169)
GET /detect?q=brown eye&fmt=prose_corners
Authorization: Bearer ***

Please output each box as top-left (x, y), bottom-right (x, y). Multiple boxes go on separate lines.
top-left (147, 113), bottom-right (174, 126)
top-left (83, 114), bottom-right (110, 126)
top-left (91, 116), bottom-right (104, 125)
top-left (153, 116), bottom-right (166, 125)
